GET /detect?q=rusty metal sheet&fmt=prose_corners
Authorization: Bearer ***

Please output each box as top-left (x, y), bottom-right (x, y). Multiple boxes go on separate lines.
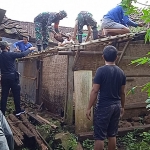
top-left (18, 59), bottom-right (38, 104)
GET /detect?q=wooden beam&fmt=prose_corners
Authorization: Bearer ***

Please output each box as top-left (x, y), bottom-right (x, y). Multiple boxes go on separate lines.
top-left (78, 124), bottom-right (150, 141)
top-left (64, 55), bottom-right (74, 125)
top-left (117, 40), bottom-right (131, 66)
top-left (72, 49), bottom-right (80, 71)
top-left (74, 71), bottom-right (93, 134)
top-left (36, 114), bottom-right (58, 129)
top-left (58, 51), bottom-right (122, 55)
top-left (126, 75), bottom-right (150, 77)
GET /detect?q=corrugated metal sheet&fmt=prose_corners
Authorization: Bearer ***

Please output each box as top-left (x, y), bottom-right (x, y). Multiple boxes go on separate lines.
top-left (18, 59), bottom-right (39, 104)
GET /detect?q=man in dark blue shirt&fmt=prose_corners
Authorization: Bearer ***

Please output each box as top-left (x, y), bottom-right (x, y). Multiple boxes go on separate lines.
top-left (101, 2), bottom-right (144, 36)
top-left (0, 41), bottom-right (35, 116)
top-left (13, 36), bottom-right (32, 52)
top-left (86, 45), bottom-right (126, 150)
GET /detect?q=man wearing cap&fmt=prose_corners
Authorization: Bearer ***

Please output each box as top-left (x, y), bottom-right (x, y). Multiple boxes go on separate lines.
top-left (34, 10), bottom-right (67, 51)
top-left (73, 11), bottom-right (98, 43)
top-left (0, 41), bottom-right (36, 116)
top-left (13, 36), bottom-right (33, 52)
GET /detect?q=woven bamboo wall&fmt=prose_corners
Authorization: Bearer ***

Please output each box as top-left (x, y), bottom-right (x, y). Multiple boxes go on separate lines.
top-left (41, 55), bottom-right (68, 115)
top-left (75, 42), bottom-right (150, 105)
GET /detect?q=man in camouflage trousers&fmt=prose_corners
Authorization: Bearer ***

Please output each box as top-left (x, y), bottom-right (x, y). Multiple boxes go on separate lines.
top-left (34, 10), bottom-right (67, 51)
top-left (73, 11), bottom-right (98, 43)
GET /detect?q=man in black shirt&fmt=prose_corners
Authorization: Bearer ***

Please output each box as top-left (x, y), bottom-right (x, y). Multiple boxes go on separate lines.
top-left (86, 45), bottom-right (126, 150)
top-left (0, 41), bottom-right (35, 116)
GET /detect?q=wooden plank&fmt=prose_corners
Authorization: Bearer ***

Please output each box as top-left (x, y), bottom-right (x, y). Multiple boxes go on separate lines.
top-left (58, 51), bottom-right (122, 55)
top-left (74, 71), bottom-right (93, 134)
top-left (72, 49), bottom-right (80, 71)
top-left (125, 102), bottom-right (146, 110)
top-left (126, 75), bottom-right (150, 77)
top-left (64, 55), bottom-right (74, 125)
top-left (117, 40), bottom-right (131, 66)
top-left (78, 124), bottom-right (150, 141)
top-left (36, 114), bottom-right (58, 129)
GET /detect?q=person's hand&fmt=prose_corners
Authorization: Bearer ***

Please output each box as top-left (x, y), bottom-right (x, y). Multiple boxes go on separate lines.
top-left (138, 23), bottom-right (145, 27)
top-left (55, 33), bottom-right (62, 38)
top-left (15, 48), bottom-right (21, 52)
top-left (29, 47), bottom-right (36, 51)
top-left (72, 35), bottom-right (77, 41)
top-left (120, 108), bottom-right (125, 118)
top-left (86, 109), bottom-right (92, 120)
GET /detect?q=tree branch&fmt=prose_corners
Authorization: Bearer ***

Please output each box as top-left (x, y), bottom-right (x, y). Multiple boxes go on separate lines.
top-left (137, 1), bottom-right (150, 6)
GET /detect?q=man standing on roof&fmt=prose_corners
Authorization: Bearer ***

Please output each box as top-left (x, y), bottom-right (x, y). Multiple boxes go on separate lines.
top-left (34, 10), bottom-right (67, 51)
top-left (101, 0), bottom-right (144, 36)
top-left (13, 36), bottom-right (33, 52)
top-left (73, 11), bottom-right (98, 43)
top-left (0, 41), bottom-right (36, 116)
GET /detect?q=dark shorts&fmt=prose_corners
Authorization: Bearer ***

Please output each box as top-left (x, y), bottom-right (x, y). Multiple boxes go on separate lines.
top-left (94, 104), bottom-right (121, 140)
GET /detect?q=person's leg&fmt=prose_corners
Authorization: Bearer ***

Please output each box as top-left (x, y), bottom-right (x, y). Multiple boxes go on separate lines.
top-left (34, 22), bottom-right (43, 51)
top-left (43, 24), bottom-right (50, 49)
top-left (0, 135), bottom-right (10, 150)
top-left (77, 14), bottom-right (84, 43)
top-left (0, 111), bottom-right (14, 150)
top-left (1, 77), bottom-right (10, 116)
top-left (108, 137), bottom-right (116, 150)
top-left (103, 28), bottom-right (130, 36)
top-left (101, 18), bottom-right (130, 36)
top-left (85, 15), bottom-right (98, 40)
top-left (107, 104), bottom-right (121, 150)
top-left (10, 78), bottom-right (22, 115)
top-left (94, 140), bottom-right (104, 150)
top-left (93, 106), bottom-right (112, 150)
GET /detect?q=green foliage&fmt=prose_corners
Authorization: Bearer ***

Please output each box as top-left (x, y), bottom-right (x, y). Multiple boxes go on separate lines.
top-left (82, 139), bottom-right (94, 150)
top-left (145, 29), bottom-right (150, 42)
top-left (66, 134), bottom-right (78, 150)
top-left (141, 8), bottom-right (150, 23)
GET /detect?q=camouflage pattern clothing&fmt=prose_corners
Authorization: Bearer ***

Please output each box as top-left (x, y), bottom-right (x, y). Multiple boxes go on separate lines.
top-left (76, 11), bottom-right (97, 34)
top-left (34, 12), bottom-right (60, 45)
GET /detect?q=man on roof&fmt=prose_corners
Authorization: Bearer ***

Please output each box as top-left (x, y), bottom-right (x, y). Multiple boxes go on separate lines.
top-left (34, 10), bottom-right (67, 51)
top-left (13, 36), bottom-right (33, 52)
top-left (101, 0), bottom-right (144, 36)
top-left (73, 11), bottom-right (98, 43)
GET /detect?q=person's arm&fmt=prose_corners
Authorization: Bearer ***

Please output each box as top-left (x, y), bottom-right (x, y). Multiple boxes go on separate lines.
top-left (0, 111), bottom-right (14, 150)
top-left (120, 85), bottom-right (125, 117)
top-left (120, 75), bottom-right (126, 117)
top-left (11, 47), bottom-right (35, 59)
top-left (73, 20), bottom-right (78, 41)
top-left (54, 21), bottom-right (59, 33)
top-left (86, 83), bottom-right (100, 120)
top-left (123, 15), bottom-right (138, 27)
top-left (85, 25), bottom-right (92, 42)
top-left (13, 41), bottom-right (21, 51)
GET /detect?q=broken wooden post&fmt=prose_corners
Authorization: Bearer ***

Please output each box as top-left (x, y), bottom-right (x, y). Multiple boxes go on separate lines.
top-left (65, 55), bottom-right (74, 125)
top-left (74, 70), bottom-right (93, 133)
top-left (20, 114), bottom-right (48, 150)
top-left (8, 114), bottom-right (35, 138)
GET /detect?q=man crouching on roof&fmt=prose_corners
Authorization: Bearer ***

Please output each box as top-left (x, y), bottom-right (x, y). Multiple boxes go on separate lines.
top-left (101, 0), bottom-right (144, 36)
top-left (58, 33), bottom-right (75, 47)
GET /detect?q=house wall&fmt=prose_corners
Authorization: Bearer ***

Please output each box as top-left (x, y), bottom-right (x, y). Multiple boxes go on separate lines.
top-left (17, 41), bottom-right (150, 118)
